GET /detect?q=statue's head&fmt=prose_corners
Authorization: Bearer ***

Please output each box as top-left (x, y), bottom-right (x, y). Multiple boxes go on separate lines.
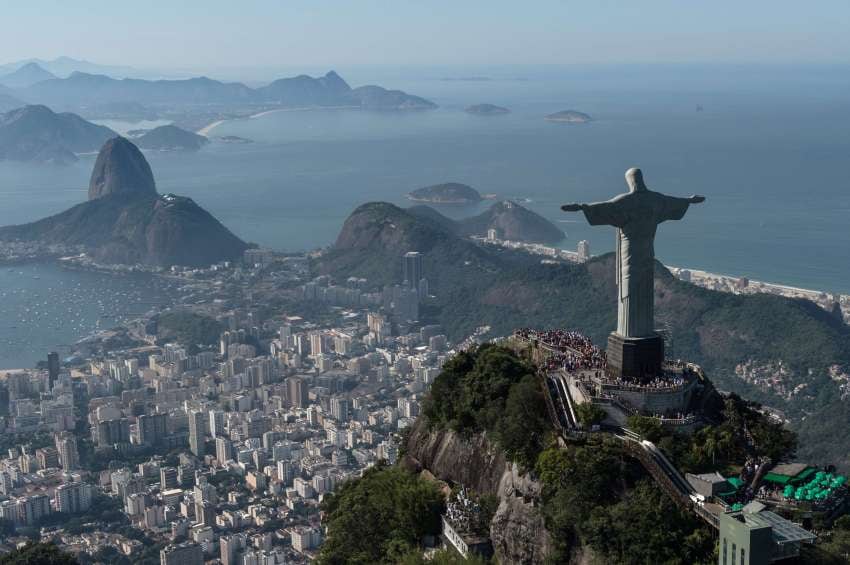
top-left (625, 168), bottom-right (647, 193)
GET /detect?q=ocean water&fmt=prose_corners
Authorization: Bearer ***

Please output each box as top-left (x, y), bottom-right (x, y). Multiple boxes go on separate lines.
top-left (0, 64), bottom-right (848, 367)
top-left (0, 263), bottom-right (173, 368)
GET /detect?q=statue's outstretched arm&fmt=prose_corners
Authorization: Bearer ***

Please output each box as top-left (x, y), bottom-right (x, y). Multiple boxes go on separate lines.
top-left (690, 195), bottom-right (706, 204)
top-left (563, 198), bottom-right (626, 227)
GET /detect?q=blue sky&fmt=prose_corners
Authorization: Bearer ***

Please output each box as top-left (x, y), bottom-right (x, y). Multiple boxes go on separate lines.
top-left (2, 0), bottom-right (849, 71)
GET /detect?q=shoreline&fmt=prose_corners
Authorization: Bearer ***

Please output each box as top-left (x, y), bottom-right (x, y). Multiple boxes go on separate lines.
top-left (406, 196), bottom-right (483, 205)
top-left (4, 244), bottom-right (849, 303)
top-left (198, 104), bottom-right (361, 136)
top-left (475, 236), bottom-right (849, 307)
top-left (668, 266), bottom-right (835, 297)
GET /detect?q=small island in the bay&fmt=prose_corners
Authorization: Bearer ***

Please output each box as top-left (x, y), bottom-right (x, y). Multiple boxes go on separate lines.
top-left (407, 182), bottom-right (482, 204)
top-left (465, 103), bottom-right (510, 116)
top-left (134, 124), bottom-right (209, 151)
top-left (545, 110), bottom-right (592, 123)
top-left (215, 135), bottom-right (254, 144)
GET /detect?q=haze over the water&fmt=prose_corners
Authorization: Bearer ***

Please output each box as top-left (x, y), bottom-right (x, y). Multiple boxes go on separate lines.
top-left (2, 1), bottom-right (850, 79)
top-left (2, 2), bottom-right (850, 367)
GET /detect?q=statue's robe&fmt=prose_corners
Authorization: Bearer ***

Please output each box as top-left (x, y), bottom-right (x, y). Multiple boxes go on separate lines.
top-left (582, 190), bottom-right (691, 338)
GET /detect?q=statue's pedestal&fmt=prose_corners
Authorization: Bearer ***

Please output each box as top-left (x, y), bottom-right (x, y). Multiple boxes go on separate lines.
top-left (606, 333), bottom-right (664, 379)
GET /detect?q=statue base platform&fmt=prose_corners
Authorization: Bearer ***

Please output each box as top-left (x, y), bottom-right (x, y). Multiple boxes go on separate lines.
top-left (606, 332), bottom-right (664, 379)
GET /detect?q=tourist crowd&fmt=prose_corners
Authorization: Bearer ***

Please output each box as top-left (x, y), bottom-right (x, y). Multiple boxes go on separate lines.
top-left (515, 328), bottom-right (608, 372)
top-left (516, 328), bottom-right (696, 389)
top-left (605, 374), bottom-right (686, 390)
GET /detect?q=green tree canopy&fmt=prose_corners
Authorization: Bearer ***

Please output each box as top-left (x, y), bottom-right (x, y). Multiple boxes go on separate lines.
top-left (317, 464), bottom-right (445, 565)
top-left (574, 402), bottom-right (607, 429)
top-left (421, 344), bottom-right (549, 468)
top-left (0, 543), bottom-right (78, 565)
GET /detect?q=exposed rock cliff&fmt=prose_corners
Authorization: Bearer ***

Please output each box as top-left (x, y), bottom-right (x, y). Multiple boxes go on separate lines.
top-left (88, 136), bottom-right (156, 200)
top-left (404, 420), bottom-right (554, 564)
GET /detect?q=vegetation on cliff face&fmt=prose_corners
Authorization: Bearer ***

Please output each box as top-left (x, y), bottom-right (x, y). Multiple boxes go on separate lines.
top-left (419, 346), bottom-right (716, 563)
top-left (654, 394), bottom-right (797, 475)
top-left (408, 346), bottom-right (850, 563)
top-left (317, 464), bottom-right (445, 565)
top-left (421, 344), bottom-right (549, 468)
top-left (536, 441), bottom-right (716, 564)
top-left (803, 515), bottom-right (850, 564)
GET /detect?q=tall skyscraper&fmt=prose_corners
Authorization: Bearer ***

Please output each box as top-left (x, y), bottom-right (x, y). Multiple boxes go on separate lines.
top-left (188, 411), bottom-right (206, 457)
top-left (209, 410), bottom-right (225, 438)
top-left (402, 251), bottom-right (423, 289)
top-left (54, 432), bottom-right (79, 471)
top-left (287, 377), bottom-right (308, 409)
top-left (96, 418), bottom-right (130, 447)
top-left (309, 332), bottom-right (324, 356)
top-left (215, 437), bottom-right (232, 465)
top-left (330, 397), bottom-right (350, 422)
top-left (194, 500), bottom-right (216, 527)
top-left (220, 534), bottom-right (247, 565)
top-left (55, 482), bottom-right (92, 513)
top-left (160, 467), bottom-right (179, 490)
top-left (47, 352), bottom-right (60, 389)
top-left (138, 413), bottom-right (168, 446)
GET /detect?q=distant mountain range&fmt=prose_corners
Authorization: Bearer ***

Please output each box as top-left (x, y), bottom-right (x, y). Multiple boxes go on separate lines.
top-left (409, 200), bottom-right (565, 244)
top-left (7, 70), bottom-right (435, 112)
top-left (316, 201), bottom-right (850, 468)
top-left (0, 105), bottom-right (116, 164)
top-left (0, 137), bottom-right (248, 266)
top-left (0, 63), bottom-right (56, 88)
top-left (0, 57), bottom-right (141, 79)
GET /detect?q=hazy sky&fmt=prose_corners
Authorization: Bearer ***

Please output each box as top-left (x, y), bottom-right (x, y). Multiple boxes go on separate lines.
top-left (3, 0), bottom-right (850, 71)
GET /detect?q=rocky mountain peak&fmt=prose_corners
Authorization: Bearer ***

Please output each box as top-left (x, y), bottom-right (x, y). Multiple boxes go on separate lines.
top-left (88, 136), bottom-right (157, 201)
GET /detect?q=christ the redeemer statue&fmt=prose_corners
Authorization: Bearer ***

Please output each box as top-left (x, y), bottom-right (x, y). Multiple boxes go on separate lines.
top-left (562, 168), bottom-right (704, 378)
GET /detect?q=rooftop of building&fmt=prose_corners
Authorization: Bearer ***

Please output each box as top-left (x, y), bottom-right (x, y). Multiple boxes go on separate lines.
top-left (726, 503), bottom-right (816, 545)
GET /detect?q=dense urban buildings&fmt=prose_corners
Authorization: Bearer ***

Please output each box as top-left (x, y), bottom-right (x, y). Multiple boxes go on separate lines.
top-left (0, 248), bottom-right (454, 563)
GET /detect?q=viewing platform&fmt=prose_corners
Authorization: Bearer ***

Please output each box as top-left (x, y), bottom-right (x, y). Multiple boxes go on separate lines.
top-left (512, 329), bottom-right (706, 425)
